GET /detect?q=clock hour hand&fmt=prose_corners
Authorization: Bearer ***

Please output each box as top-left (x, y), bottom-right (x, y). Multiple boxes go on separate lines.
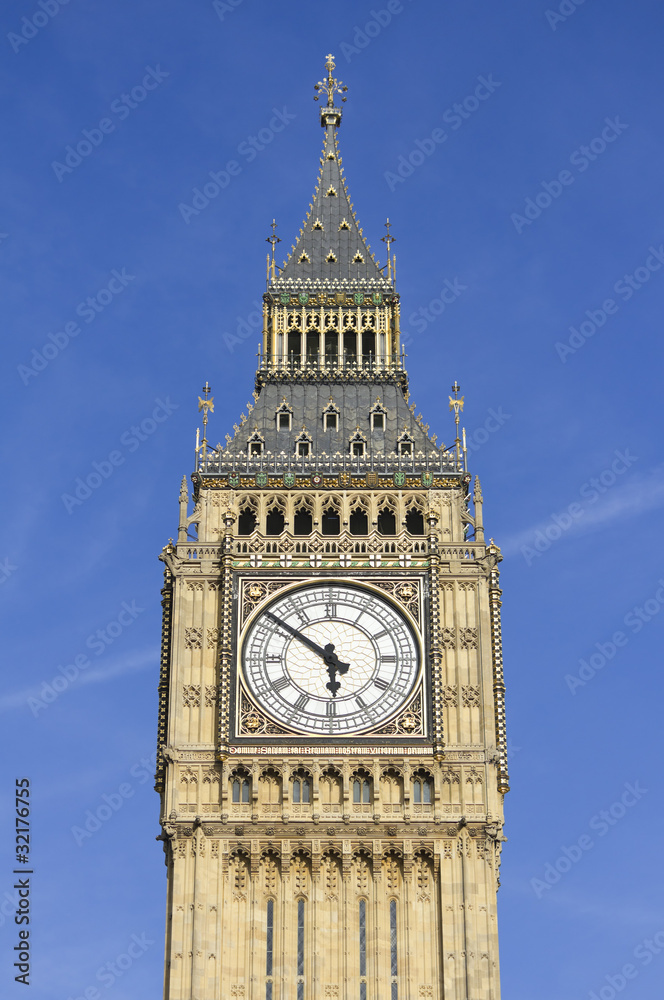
top-left (265, 612), bottom-right (350, 697)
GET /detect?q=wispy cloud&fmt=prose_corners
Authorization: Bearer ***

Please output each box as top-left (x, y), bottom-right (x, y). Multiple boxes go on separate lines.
top-left (501, 464), bottom-right (664, 556)
top-left (0, 646), bottom-right (156, 714)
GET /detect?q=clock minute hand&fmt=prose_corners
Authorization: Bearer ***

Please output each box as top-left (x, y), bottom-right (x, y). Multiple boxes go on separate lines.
top-left (265, 612), bottom-right (350, 698)
top-left (265, 612), bottom-right (329, 658)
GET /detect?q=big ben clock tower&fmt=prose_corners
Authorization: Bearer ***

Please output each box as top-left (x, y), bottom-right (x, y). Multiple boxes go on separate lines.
top-left (156, 55), bottom-right (509, 1000)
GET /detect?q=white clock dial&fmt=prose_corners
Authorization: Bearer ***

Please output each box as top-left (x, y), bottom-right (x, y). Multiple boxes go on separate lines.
top-left (241, 582), bottom-right (421, 735)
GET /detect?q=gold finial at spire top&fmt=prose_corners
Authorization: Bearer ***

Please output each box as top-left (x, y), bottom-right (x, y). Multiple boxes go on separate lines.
top-left (314, 55), bottom-right (347, 127)
top-left (448, 381), bottom-right (465, 469)
top-left (314, 54), bottom-right (348, 108)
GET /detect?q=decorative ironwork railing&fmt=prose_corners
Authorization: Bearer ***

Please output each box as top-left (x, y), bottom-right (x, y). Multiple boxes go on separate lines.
top-left (196, 448), bottom-right (460, 476)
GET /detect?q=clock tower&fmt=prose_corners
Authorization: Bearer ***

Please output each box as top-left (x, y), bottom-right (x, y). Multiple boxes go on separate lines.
top-left (156, 55), bottom-right (509, 1000)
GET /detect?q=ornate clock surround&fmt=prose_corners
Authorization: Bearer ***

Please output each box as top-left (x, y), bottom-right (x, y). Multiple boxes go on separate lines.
top-left (231, 571), bottom-right (430, 744)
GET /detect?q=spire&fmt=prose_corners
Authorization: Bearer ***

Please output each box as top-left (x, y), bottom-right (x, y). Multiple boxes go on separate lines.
top-left (272, 54), bottom-right (391, 291)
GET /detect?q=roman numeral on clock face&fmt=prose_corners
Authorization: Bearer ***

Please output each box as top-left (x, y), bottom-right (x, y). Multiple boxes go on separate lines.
top-left (273, 676), bottom-right (289, 691)
top-left (374, 678), bottom-right (389, 691)
top-left (294, 694), bottom-right (309, 711)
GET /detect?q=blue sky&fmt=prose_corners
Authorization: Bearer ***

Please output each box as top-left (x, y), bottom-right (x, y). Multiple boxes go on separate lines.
top-left (2, 0), bottom-right (664, 997)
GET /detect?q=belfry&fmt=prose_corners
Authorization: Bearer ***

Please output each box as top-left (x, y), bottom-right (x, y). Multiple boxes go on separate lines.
top-left (156, 55), bottom-right (509, 1000)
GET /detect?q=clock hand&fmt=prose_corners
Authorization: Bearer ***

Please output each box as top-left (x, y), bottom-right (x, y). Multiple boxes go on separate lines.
top-left (265, 612), bottom-right (350, 697)
top-left (265, 612), bottom-right (329, 658)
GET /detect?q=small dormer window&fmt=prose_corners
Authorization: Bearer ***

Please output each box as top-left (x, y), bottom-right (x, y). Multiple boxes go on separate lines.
top-left (352, 252), bottom-right (364, 264)
top-left (247, 428), bottom-right (265, 456)
top-left (312, 219), bottom-right (324, 230)
top-left (339, 219), bottom-right (351, 231)
top-left (298, 251), bottom-right (310, 264)
top-left (276, 399), bottom-right (292, 431)
top-left (349, 427), bottom-right (367, 458)
top-left (326, 152), bottom-right (335, 160)
top-left (295, 427), bottom-right (312, 459)
top-left (322, 398), bottom-right (340, 432)
top-left (326, 251), bottom-right (337, 263)
top-left (370, 399), bottom-right (387, 432)
top-left (325, 186), bottom-right (337, 197)
top-left (397, 427), bottom-right (414, 457)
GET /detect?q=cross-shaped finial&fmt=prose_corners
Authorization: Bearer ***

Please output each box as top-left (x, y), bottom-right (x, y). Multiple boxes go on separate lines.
top-left (381, 218), bottom-right (396, 249)
top-left (314, 54), bottom-right (348, 109)
top-left (266, 219), bottom-right (281, 259)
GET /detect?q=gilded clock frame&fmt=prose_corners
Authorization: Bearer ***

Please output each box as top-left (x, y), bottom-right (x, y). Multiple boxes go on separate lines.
top-left (230, 572), bottom-right (430, 744)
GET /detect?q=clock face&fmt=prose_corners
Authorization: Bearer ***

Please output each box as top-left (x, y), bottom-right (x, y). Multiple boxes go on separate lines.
top-left (241, 582), bottom-right (421, 735)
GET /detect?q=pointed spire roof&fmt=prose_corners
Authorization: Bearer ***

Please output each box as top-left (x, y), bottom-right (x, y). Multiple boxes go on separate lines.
top-left (271, 55), bottom-right (391, 292)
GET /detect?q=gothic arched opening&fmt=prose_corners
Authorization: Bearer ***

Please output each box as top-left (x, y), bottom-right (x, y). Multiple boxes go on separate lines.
top-left (266, 507), bottom-right (285, 535)
top-left (377, 508), bottom-right (396, 535)
top-left (349, 507), bottom-right (368, 535)
top-left (238, 506), bottom-right (257, 535)
top-left (294, 507), bottom-right (313, 535)
top-left (405, 508), bottom-right (424, 535)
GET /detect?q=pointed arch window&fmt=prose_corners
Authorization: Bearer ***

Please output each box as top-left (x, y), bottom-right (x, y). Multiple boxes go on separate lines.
top-left (292, 771), bottom-right (311, 803)
top-left (232, 775), bottom-right (251, 803)
top-left (413, 774), bottom-right (432, 804)
top-left (353, 777), bottom-right (371, 803)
